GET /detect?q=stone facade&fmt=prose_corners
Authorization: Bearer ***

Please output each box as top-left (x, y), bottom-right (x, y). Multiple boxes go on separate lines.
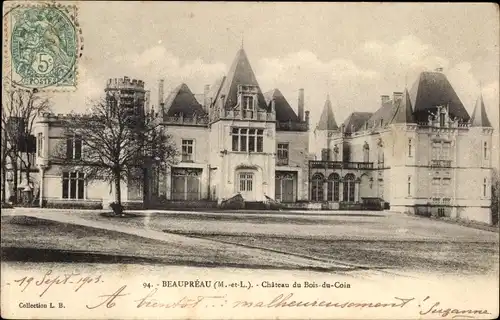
top-left (31, 49), bottom-right (494, 224)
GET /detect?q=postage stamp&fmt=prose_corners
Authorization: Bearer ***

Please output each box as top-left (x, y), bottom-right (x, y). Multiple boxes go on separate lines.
top-left (6, 4), bottom-right (78, 90)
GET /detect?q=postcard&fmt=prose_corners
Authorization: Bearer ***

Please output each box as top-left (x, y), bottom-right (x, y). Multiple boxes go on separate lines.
top-left (1, 2), bottom-right (499, 319)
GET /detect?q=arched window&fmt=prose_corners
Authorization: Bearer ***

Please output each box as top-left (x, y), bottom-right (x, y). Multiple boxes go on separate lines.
top-left (311, 173), bottom-right (324, 201)
top-left (343, 173), bottom-right (355, 202)
top-left (363, 142), bottom-right (370, 163)
top-left (327, 173), bottom-right (340, 201)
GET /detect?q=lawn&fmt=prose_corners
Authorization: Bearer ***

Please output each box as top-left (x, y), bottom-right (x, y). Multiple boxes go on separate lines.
top-left (187, 234), bottom-right (499, 275)
top-left (71, 210), bottom-right (499, 275)
top-left (0, 215), bottom-right (313, 270)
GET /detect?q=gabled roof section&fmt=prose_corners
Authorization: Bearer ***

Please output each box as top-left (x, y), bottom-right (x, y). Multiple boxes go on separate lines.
top-left (365, 99), bottom-right (393, 130)
top-left (470, 94), bottom-right (492, 127)
top-left (206, 76), bottom-right (225, 108)
top-left (263, 89), bottom-right (300, 122)
top-left (366, 90), bottom-right (415, 130)
top-left (410, 71), bottom-right (470, 122)
top-left (217, 48), bottom-right (268, 111)
top-left (316, 95), bottom-right (338, 130)
top-left (343, 112), bottom-right (373, 133)
top-left (164, 83), bottom-right (206, 117)
top-left (390, 89), bottom-right (415, 124)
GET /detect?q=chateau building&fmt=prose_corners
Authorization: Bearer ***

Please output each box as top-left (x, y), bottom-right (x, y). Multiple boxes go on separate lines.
top-left (31, 48), bottom-right (494, 223)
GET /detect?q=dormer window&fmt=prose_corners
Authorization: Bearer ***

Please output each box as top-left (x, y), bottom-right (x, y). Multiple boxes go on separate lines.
top-left (242, 95), bottom-right (254, 119)
top-left (439, 112), bottom-right (446, 127)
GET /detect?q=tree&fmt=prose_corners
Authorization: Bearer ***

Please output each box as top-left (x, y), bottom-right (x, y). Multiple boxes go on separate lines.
top-left (492, 168), bottom-right (499, 226)
top-left (53, 95), bottom-right (177, 214)
top-left (1, 87), bottom-right (51, 204)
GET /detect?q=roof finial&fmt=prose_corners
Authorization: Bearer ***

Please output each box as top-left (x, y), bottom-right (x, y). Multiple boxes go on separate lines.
top-left (241, 32), bottom-right (244, 49)
top-left (404, 72), bottom-right (408, 89)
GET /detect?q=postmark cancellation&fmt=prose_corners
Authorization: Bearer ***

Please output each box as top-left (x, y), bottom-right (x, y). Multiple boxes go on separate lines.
top-left (4, 2), bottom-right (80, 90)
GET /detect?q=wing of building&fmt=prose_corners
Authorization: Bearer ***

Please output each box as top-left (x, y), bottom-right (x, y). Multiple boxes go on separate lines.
top-left (32, 50), bottom-right (495, 224)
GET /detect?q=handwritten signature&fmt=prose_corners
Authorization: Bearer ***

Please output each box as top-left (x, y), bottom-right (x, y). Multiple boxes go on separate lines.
top-left (12, 269), bottom-right (103, 297)
top-left (85, 286), bottom-right (492, 318)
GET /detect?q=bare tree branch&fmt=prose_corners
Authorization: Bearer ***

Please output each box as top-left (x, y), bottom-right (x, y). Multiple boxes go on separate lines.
top-left (51, 94), bottom-right (178, 212)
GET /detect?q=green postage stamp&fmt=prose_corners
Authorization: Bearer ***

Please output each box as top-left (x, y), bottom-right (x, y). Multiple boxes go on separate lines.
top-left (6, 4), bottom-right (79, 90)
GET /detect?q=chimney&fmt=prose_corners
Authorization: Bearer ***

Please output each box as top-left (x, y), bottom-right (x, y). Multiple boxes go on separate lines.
top-left (305, 110), bottom-right (310, 127)
top-left (203, 84), bottom-right (210, 111)
top-left (381, 95), bottom-right (390, 104)
top-left (160, 102), bottom-right (165, 119)
top-left (158, 79), bottom-right (164, 107)
top-left (271, 98), bottom-right (276, 113)
top-left (220, 94), bottom-right (226, 109)
top-left (393, 92), bottom-right (403, 102)
top-left (298, 88), bottom-right (304, 121)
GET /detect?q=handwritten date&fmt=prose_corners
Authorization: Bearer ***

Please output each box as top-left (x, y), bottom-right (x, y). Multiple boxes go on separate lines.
top-left (13, 270), bottom-right (103, 297)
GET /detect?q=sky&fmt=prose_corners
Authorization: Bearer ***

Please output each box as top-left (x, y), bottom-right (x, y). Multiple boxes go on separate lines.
top-left (50, 2), bottom-right (499, 164)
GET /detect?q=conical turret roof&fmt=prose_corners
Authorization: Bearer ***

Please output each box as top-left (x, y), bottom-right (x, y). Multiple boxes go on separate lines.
top-left (316, 95), bottom-right (338, 130)
top-left (217, 48), bottom-right (268, 111)
top-left (470, 94), bottom-right (492, 127)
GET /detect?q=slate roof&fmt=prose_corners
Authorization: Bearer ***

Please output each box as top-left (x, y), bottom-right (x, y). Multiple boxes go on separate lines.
top-left (216, 48), bottom-right (268, 111)
top-left (206, 76), bottom-right (226, 107)
top-left (391, 89), bottom-right (415, 124)
top-left (194, 94), bottom-right (204, 106)
top-left (163, 83), bottom-right (206, 117)
top-left (470, 95), bottom-right (492, 127)
top-left (316, 95), bottom-right (338, 130)
top-left (263, 89), bottom-right (300, 122)
top-left (409, 71), bottom-right (470, 122)
top-left (343, 112), bottom-right (373, 133)
top-left (366, 89), bottom-right (414, 130)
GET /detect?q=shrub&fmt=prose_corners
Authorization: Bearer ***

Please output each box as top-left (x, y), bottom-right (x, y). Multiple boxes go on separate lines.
top-left (220, 194), bottom-right (245, 210)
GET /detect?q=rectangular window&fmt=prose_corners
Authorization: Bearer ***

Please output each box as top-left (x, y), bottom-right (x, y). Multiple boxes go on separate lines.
top-left (171, 168), bottom-right (201, 200)
top-left (239, 172), bottom-right (253, 192)
top-left (62, 171), bottom-right (85, 199)
top-left (408, 138), bottom-right (412, 157)
top-left (248, 129), bottom-right (255, 152)
top-left (74, 137), bottom-right (82, 160)
top-left (66, 135), bottom-right (82, 160)
top-left (277, 143), bottom-right (289, 166)
top-left (181, 139), bottom-right (194, 162)
top-left (431, 177), bottom-right (441, 197)
top-left (407, 176), bottom-right (411, 196)
top-left (257, 130), bottom-right (263, 152)
top-left (232, 128), bottom-right (239, 151)
top-left (37, 133), bottom-right (43, 157)
top-left (231, 128), bottom-right (264, 153)
top-left (321, 148), bottom-right (331, 161)
top-left (242, 96), bottom-right (254, 119)
top-left (442, 142), bottom-right (451, 160)
top-left (440, 113), bottom-right (446, 127)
